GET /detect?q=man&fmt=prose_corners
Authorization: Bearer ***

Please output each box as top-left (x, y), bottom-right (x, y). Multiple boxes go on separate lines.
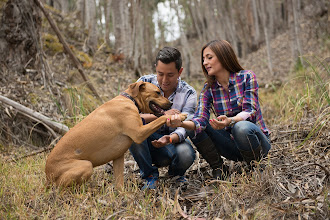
top-left (129, 47), bottom-right (197, 190)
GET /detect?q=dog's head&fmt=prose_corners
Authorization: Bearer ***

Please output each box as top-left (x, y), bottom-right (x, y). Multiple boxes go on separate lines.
top-left (127, 81), bottom-right (172, 116)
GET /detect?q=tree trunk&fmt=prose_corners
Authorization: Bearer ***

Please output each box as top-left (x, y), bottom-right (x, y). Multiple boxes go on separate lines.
top-left (104, 0), bottom-right (112, 48)
top-left (292, 0), bottom-right (304, 67)
top-left (214, 0), bottom-right (227, 40)
top-left (131, 0), bottom-right (142, 77)
top-left (86, 0), bottom-right (98, 55)
top-left (187, 0), bottom-right (203, 41)
top-left (0, 0), bottom-right (42, 73)
top-left (193, 0), bottom-right (206, 42)
top-left (142, 1), bottom-right (155, 70)
top-left (251, 0), bottom-right (260, 44)
top-left (111, 0), bottom-right (123, 53)
top-left (171, 0), bottom-right (192, 78)
top-left (259, 0), bottom-right (274, 75)
top-left (52, 0), bottom-right (69, 14)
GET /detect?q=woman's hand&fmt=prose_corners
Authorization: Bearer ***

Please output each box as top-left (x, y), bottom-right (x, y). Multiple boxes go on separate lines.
top-left (209, 115), bottom-right (230, 130)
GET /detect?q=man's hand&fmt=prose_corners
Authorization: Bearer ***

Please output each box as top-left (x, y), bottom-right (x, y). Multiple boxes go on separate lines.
top-left (165, 109), bottom-right (181, 115)
top-left (151, 135), bottom-right (171, 148)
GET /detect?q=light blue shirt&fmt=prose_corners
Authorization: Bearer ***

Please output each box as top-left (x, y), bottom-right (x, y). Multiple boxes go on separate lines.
top-left (137, 74), bottom-right (197, 142)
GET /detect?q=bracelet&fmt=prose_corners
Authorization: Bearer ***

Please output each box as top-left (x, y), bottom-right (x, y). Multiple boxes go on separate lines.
top-left (169, 137), bottom-right (173, 144)
top-left (229, 118), bottom-right (236, 127)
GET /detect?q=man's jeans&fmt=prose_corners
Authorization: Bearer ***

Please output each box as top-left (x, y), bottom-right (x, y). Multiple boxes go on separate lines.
top-left (189, 121), bottom-right (271, 161)
top-left (129, 132), bottom-right (196, 179)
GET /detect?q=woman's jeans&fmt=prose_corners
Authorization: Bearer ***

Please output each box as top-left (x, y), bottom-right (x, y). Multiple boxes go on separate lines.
top-left (129, 132), bottom-right (196, 179)
top-left (189, 121), bottom-right (271, 162)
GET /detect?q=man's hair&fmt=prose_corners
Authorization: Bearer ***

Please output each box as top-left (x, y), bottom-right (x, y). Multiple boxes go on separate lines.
top-left (155, 47), bottom-right (182, 71)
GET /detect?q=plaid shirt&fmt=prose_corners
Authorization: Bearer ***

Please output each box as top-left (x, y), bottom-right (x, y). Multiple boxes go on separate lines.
top-left (192, 70), bottom-right (269, 136)
top-left (138, 74), bottom-right (197, 142)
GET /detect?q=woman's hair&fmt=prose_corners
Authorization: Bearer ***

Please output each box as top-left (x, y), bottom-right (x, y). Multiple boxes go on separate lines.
top-left (201, 40), bottom-right (244, 88)
top-left (155, 47), bottom-right (182, 71)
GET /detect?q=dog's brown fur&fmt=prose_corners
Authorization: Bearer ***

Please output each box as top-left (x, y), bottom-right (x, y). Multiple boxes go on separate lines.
top-left (45, 81), bottom-right (187, 188)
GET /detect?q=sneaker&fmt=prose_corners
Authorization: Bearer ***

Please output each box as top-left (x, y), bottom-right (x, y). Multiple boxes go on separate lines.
top-left (141, 175), bottom-right (158, 190)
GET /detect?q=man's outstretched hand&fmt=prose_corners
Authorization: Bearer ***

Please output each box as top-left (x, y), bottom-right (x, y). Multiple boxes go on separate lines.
top-left (151, 135), bottom-right (171, 148)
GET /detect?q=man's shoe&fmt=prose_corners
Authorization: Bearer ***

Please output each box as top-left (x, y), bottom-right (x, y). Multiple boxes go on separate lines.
top-left (175, 176), bottom-right (188, 183)
top-left (141, 175), bottom-right (158, 190)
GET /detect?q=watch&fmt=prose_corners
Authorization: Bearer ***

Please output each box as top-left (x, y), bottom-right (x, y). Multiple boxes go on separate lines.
top-left (229, 118), bottom-right (236, 127)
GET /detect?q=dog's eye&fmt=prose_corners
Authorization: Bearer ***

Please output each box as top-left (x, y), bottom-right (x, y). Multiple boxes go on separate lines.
top-left (156, 91), bottom-right (161, 95)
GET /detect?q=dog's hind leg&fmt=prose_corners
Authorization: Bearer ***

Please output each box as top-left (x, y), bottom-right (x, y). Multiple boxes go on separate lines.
top-left (113, 154), bottom-right (124, 189)
top-left (56, 160), bottom-right (93, 187)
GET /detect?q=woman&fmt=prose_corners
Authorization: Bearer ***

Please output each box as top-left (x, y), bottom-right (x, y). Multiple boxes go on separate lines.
top-left (168, 40), bottom-right (271, 179)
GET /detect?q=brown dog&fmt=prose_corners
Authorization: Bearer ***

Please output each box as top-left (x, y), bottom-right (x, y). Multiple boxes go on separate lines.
top-left (45, 81), bottom-right (187, 188)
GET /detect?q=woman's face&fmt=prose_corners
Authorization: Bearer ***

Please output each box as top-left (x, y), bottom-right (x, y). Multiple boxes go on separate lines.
top-left (202, 47), bottom-right (223, 76)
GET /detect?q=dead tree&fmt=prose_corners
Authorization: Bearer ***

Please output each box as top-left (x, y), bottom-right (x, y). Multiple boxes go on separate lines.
top-left (0, 0), bottom-right (42, 73)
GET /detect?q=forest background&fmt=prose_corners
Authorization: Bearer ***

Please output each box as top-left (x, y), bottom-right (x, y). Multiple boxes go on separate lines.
top-left (0, 0), bottom-right (329, 219)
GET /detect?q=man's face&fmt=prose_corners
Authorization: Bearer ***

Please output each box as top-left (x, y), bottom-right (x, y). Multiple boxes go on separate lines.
top-left (156, 61), bottom-right (182, 95)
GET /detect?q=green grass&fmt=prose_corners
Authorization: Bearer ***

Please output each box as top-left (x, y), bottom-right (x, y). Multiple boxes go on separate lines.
top-left (260, 57), bottom-right (329, 126)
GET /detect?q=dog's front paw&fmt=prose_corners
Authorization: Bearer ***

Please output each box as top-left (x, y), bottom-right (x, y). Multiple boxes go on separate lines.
top-left (179, 113), bottom-right (187, 121)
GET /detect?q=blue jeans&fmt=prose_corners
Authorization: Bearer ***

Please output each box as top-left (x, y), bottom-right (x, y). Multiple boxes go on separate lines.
top-left (189, 121), bottom-right (271, 161)
top-left (129, 132), bottom-right (196, 179)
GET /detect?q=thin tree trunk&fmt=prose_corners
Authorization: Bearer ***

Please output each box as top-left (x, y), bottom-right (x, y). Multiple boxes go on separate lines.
top-left (251, 0), bottom-right (260, 44)
top-left (132, 0), bottom-right (142, 77)
top-left (143, 1), bottom-right (155, 70)
top-left (187, 0), bottom-right (203, 41)
top-left (214, 0), bottom-right (227, 40)
top-left (171, 0), bottom-right (192, 78)
top-left (111, 0), bottom-right (123, 53)
top-left (86, 0), bottom-right (98, 54)
top-left (292, 0), bottom-right (304, 67)
top-left (227, 0), bottom-right (238, 54)
top-left (259, 0), bottom-right (274, 75)
top-left (104, 0), bottom-right (111, 48)
top-left (193, 0), bottom-right (206, 42)
top-left (267, 0), bottom-right (275, 38)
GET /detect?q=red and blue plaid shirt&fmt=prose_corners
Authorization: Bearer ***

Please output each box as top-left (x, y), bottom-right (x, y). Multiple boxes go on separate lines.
top-left (191, 70), bottom-right (269, 136)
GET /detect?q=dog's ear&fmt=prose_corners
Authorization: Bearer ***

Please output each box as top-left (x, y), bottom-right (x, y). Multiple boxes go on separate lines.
top-left (129, 81), bottom-right (145, 97)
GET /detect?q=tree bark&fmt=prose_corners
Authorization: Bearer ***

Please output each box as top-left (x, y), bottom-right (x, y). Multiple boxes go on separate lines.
top-left (292, 0), bottom-right (304, 67)
top-left (111, 0), bottom-right (123, 53)
top-left (259, 0), bottom-right (274, 75)
top-left (104, 0), bottom-right (112, 48)
top-left (86, 0), bottom-right (98, 55)
top-left (0, 0), bottom-right (42, 73)
top-left (251, 0), bottom-right (260, 44)
top-left (171, 0), bottom-right (192, 78)
top-left (131, 0), bottom-right (142, 77)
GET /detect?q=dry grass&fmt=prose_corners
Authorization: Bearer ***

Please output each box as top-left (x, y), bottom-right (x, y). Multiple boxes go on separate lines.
top-left (0, 61), bottom-right (329, 219)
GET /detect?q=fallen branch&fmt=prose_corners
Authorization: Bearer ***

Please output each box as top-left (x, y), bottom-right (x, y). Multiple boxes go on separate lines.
top-left (0, 94), bottom-right (69, 135)
top-left (33, 0), bottom-right (103, 102)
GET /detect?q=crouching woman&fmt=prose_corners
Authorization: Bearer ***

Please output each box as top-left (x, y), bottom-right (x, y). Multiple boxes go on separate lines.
top-left (167, 39), bottom-right (271, 179)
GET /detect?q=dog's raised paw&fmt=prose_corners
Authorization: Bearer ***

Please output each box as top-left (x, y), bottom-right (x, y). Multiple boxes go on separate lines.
top-left (179, 113), bottom-right (187, 121)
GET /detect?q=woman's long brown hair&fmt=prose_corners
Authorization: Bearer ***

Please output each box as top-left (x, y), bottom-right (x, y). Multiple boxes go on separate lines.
top-left (201, 40), bottom-right (244, 89)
